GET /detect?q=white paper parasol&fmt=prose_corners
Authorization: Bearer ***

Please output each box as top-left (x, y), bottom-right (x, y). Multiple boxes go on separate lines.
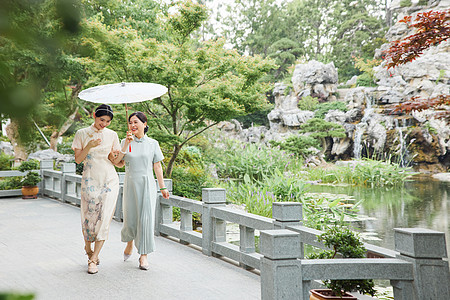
top-left (78, 82), bottom-right (168, 120)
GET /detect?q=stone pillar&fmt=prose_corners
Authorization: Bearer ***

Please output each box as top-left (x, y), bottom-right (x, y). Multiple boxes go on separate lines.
top-left (40, 160), bottom-right (53, 196)
top-left (272, 202), bottom-right (303, 258)
top-left (393, 228), bottom-right (450, 300)
top-left (155, 179), bottom-right (172, 237)
top-left (260, 229), bottom-right (302, 300)
top-left (240, 225), bottom-right (255, 270)
top-left (201, 188), bottom-right (226, 256)
top-left (61, 163), bottom-right (76, 203)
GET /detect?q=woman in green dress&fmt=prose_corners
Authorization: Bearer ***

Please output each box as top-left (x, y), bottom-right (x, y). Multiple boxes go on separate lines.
top-left (112, 111), bottom-right (170, 270)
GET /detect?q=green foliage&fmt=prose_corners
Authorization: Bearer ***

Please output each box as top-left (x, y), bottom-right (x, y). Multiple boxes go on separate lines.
top-left (314, 102), bottom-right (348, 119)
top-left (297, 96), bottom-right (319, 111)
top-left (270, 135), bottom-right (320, 159)
top-left (0, 152), bottom-right (14, 170)
top-left (267, 38), bottom-right (303, 81)
top-left (215, 142), bottom-right (302, 182)
top-left (171, 146), bottom-right (211, 200)
top-left (400, 0), bottom-right (412, 7)
top-left (235, 108), bottom-right (272, 128)
top-left (300, 159), bottom-right (414, 187)
top-left (0, 292), bottom-right (34, 300)
top-left (18, 160), bottom-right (40, 172)
top-left (308, 226), bottom-right (376, 297)
top-left (21, 171), bottom-right (42, 187)
top-left (354, 57), bottom-right (380, 87)
top-left (356, 72), bottom-right (377, 87)
top-left (223, 171), bottom-right (360, 227)
top-left (0, 176), bottom-right (22, 190)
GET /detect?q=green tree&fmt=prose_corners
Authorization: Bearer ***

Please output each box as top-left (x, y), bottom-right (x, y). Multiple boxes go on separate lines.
top-left (266, 38), bottom-right (303, 81)
top-left (78, 0), bottom-right (276, 176)
top-left (0, 0), bottom-right (82, 158)
top-left (299, 118), bottom-right (345, 160)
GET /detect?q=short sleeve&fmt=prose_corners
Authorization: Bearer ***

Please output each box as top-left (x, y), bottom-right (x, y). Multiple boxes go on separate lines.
top-left (71, 130), bottom-right (83, 150)
top-left (112, 132), bottom-right (120, 151)
top-left (153, 141), bottom-right (164, 163)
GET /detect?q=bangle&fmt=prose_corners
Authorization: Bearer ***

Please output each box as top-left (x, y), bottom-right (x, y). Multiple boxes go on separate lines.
top-left (120, 149), bottom-right (126, 154)
top-left (160, 187), bottom-right (167, 190)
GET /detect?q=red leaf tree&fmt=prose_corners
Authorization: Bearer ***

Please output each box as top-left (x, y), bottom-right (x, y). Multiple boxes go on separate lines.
top-left (383, 9), bottom-right (450, 121)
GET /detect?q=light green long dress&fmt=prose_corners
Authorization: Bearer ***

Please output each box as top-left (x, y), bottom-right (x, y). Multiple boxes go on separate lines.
top-left (121, 135), bottom-right (164, 254)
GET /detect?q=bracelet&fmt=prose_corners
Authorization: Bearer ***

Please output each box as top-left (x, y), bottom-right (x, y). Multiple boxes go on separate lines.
top-left (120, 149), bottom-right (126, 154)
top-left (160, 187), bottom-right (167, 190)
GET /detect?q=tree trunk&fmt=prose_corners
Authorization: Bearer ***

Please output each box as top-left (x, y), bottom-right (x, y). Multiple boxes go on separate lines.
top-left (165, 144), bottom-right (182, 178)
top-left (5, 119), bottom-right (28, 161)
top-left (49, 107), bottom-right (79, 152)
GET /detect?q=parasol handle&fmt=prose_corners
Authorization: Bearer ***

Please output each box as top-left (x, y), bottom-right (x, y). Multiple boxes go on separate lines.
top-left (125, 103), bottom-right (129, 129)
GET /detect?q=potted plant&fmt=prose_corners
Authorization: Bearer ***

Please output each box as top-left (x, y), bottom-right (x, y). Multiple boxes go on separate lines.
top-left (18, 160), bottom-right (41, 199)
top-left (308, 226), bottom-right (376, 300)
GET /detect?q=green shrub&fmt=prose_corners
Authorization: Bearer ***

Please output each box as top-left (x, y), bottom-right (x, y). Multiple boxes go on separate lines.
top-left (308, 226), bottom-right (376, 297)
top-left (171, 166), bottom-right (210, 200)
top-left (0, 152), bottom-right (14, 170)
top-left (21, 171), bottom-right (41, 186)
top-left (0, 176), bottom-right (22, 190)
top-left (18, 160), bottom-right (40, 172)
top-left (298, 95), bottom-right (319, 111)
top-left (270, 135), bottom-right (320, 158)
top-left (314, 102), bottom-right (348, 119)
top-left (356, 72), bottom-right (377, 87)
top-left (0, 292), bottom-right (35, 300)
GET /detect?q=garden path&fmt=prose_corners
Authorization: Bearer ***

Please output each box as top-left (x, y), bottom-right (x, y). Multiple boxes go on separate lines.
top-left (0, 196), bottom-right (260, 300)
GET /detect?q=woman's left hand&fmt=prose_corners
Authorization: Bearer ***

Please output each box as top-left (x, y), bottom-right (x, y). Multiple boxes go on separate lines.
top-left (161, 189), bottom-right (170, 199)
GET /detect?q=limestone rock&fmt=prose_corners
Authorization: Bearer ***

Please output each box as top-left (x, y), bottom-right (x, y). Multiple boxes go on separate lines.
top-left (28, 149), bottom-right (74, 164)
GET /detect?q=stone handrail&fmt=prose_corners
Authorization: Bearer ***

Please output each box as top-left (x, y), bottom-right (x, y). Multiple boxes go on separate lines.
top-left (15, 160), bottom-right (449, 300)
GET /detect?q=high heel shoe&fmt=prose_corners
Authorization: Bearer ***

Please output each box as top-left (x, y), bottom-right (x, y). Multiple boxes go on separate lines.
top-left (139, 256), bottom-right (149, 271)
top-left (123, 252), bottom-right (131, 261)
top-left (85, 247), bottom-right (100, 265)
top-left (87, 259), bottom-right (99, 274)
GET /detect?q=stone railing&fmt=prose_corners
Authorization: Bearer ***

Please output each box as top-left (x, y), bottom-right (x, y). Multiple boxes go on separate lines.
top-left (9, 160), bottom-right (449, 300)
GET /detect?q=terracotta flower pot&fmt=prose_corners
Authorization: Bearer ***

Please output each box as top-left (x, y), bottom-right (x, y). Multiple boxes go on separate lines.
top-left (310, 289), bottom-right (357, 300)
top-left (21, 186), bottom-right (39, 199)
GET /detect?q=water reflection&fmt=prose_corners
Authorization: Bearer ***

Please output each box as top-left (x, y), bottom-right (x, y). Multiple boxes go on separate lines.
top-left (307, 175), bottom-right (450, 257)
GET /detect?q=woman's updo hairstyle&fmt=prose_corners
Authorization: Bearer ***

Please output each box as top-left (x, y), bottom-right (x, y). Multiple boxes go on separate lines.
top-left (129, 111), bottom-right (149, 134)
top-left (94, 104), bottom-right (114, 120)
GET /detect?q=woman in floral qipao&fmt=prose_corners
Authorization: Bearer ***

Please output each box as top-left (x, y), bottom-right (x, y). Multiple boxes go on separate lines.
top-left (72, 104), bottom-right (120, 274)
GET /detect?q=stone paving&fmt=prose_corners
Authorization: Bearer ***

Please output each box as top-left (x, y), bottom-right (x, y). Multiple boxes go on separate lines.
top-left (0, 197), bottom-right (260, 300)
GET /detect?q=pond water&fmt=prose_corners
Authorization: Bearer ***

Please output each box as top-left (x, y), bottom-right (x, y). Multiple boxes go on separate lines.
top-left (307, 174), bottom-right (450, 258)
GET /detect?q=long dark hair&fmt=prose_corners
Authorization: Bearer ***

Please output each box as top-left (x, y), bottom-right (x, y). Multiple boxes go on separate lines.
top-left (95, 104), bottom-right (114, 120)
top-left (129, 111), bottom-right (149, 134)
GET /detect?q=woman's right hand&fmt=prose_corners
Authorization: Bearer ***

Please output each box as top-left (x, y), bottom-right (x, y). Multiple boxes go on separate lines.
top-left (125, 131), bottom-right (133, 144)
top-left (87, 138), bottom-right (101, 149)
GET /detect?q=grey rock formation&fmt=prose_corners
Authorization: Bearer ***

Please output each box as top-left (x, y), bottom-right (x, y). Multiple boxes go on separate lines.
top-left (292, 60), bottom-right (338, 101)
top-left (28, 149), bottom-right (74, 164)
top-left (0, 141), bottom-right (14, 156)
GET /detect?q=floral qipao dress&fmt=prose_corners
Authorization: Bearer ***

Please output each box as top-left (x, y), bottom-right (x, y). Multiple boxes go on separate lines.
top-left (72, 124), bottom-right (121, 242)
top-left (121, 135), bottom-right (164, 254)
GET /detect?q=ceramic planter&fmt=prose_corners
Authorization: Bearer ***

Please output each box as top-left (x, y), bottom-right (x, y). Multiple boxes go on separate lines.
top-left (310, 289), bottom-right (357, 300)
top-left (21, 186), bottom-right (39, 199)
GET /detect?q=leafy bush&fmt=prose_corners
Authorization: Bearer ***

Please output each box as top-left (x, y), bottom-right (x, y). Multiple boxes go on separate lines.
top-left (0, 176), bottom-right (22, 190)
top-left (0, 152), bottom-right (14, 170)
top-left (21, 171), bottom-right (42, 187)
top-left (0, 292), bottom-right (35, 300)
top-left (356, 72), bottom-right (377, 87)
top-left (308, 226), bottom-right (376, 297)
top-left (18, 160), bottom-right (40, 172)
top-left (298, 95), bottom-right (319, 111)
top-left (171, 146), bottom-right (211, 200)
top-left (314, 102), bottom-right (348, 119)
